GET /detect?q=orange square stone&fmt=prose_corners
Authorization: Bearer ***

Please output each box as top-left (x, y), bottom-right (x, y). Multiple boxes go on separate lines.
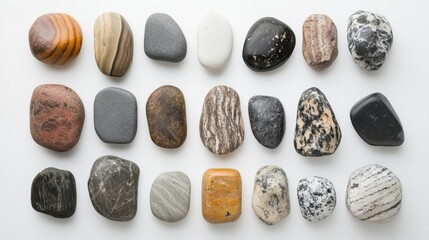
top-left (202, 168), bottom-right (242, 223)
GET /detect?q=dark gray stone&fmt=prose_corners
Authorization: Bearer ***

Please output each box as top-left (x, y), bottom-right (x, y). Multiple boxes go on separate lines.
top-left (94, 87), bottom-right (137, 144)
top-left (88, 155), bottom-right (140, 221)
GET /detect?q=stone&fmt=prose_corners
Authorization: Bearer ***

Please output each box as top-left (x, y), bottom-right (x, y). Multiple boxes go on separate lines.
top-left (30, 84), bottom-right (85, 152)
top-left (202, 169), bottom-right (242, 224)
top-left (350, 93), bottom-right (404, 146)
top-left (297, 176), bottom-right (336, 222)
top-left (302, 14), bottom-right (338, 71)
top-left (252, 165), bottom-right (290, 225)
top-left (88, 155), bottom-right (140, 221)
top-left (150, 171), bottom-right (191, 223)
top-left (197, 12), bottom-right (233, 72)
top-left (144, 13), bottom-right (187, 62)
top-left (242, 17), bottom-right (295, 72)
top-left (29, 13), bottom-right (82, 65)
top-left (94, 12), bottom-right (133, 77)
top-left (146, 85), bottom-right (187, 148)
top-left (347, 10), bottom-right (393, 71)
top-left (31, 167), bottom-right (76, 218)
top-left (94, 87), bottom-right (137, 144)
top-left (248, 96), bottom-right (285, 149)
top-left (346, 164), bottom-right (402, 223)
top-left (200, 86), bottom-right (244, 155)
top-left (294, 87), bottom-right (341, 156)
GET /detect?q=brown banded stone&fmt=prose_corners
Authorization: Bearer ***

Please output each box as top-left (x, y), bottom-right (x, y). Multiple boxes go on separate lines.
top-left (302, 14), bottom-right (338, 71)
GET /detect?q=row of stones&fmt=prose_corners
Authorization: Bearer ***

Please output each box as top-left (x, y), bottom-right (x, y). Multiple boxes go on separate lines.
top-left (32, 157), bottom-right (402, 224)
top-left (30, 84), bottom-right (404, 153)
top-left (29, 10), bottom-right (393, 73)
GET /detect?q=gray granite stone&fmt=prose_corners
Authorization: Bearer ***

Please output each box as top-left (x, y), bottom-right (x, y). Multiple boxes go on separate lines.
top-left (150, 171), bottom-right (191, 223)
top-left (94, 87), bottom-right (137, 144)
top-left (88, 155), bottom-right (140, 221)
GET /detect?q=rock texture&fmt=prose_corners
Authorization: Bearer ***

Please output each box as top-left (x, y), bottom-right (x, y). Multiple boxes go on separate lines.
top-left (248, 96), bottom-right (285, 149)
top-left (252, 165), bottom-right (290, 225)
top-left (150, 171), bottom-right (191, 223)
top-left (302, 14), bottom-right (338, 71)
top-left (197, 12), bottom-right (233, 71)
top-left (31, 167), bottom-right (76, 218)
top-left (94, 12), bottom-right (133, 77)
top-left (29, 13), bottom-right (82, 65)
top-left (146, 85), bottom-right (187, 148)
top-left (144, 13), bottom-right (187, 62)
top-left (200, 86), bottom-right (244, 155)
top-left (94, 87), bottom-right (137, 144)
top-left (297, 176), bottom-right (336, 221)
top-left (30, 84), bottom-right (85, 152)
top-left (243, 17), bottom-right (295, 72)
top-left (346, 164), bottom-right (402, 223)
top-left (347, 10), bottom-right (393, 71)
top-left (202, 169), bottom-right (242, 224)
top-left (294, 87), bottom-right (341, 156)
top-left (88, 155), bottom-right (140, 221)
top-left (350, 93), bottom-right (404, 146)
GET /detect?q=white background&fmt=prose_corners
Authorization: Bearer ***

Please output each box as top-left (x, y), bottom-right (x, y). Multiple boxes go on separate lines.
top-left (0, 0), bottom-right (426, 239)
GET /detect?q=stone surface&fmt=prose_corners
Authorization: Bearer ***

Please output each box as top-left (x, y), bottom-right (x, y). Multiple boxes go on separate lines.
top-left (144, 13), bottom-right (187, 62)
top-left (200, 86), bottom-right (244, 155)
top-left (346, 164), bottom-right (402, 223)
top-left (248, 96), bottom-right (285, 149)
top-left (88, 155), bottom-right (140, 221)
top-left (29, 13), bottom-right (82, 65)
top-left (31, 167), bottom-right (76, 218)
top-left (202, 169), bottom-right (242, 224)
top-left (347, 10), bottom-right (393, 71)
top-left (150, 171), bottom-right (191, 223)
top-left (294, 87), bottom-right (341, 156)
top-left (197, 12), bottom-right (233, 72)
top-left (146, 85), bottom-right (187, 148)
top-left (302, 14), bottom-right (338, 71)
top-left (350, 93), bottom-right (404, 146)
top-left (242, 17), bottom-right (295, 72)
top-left (94, 87), bottom-right (137, 144)
top-left (30, 84), bottom-right (85, 152)
top-left (252, 165), bottom-right (290, 225)
top-left (297, 176), bottom-right (336, 222)
top-left (94, 12), bottom-right (133, 77)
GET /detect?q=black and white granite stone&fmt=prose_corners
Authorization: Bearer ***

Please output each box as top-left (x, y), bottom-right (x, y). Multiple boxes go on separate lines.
top-left (297, 176), bottom-right (336, 222)
top-left (294, 87), bottom-right (341, 156)
top-left (150, 171), bottom-right (191, 223)
top-left (144, 13), bottom-right (187, 63)
top-left (346, 164), bottom-right (402, 223)
top-left (350, 93), bottom-right (404, 146)
top-left (252, 165), bottom-right (290, 225)
top-left (31, 168), bottom-right (76, 218)
top-left (88, 155), bottom-right (140, 221)
top-left (242, 17), bottom-right (295, 72)
top-left (248, 96), bottom-right (285, 149)
top-left (94, 87), bottom-right (137, 144)
top-left (347, 10), bottom-right (393, 71)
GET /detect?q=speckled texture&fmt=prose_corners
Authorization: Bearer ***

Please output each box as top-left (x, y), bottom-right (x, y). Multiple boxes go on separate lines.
top-left (297, 176), bottom-right (336, 221)
top-left (347, 10), bottom-right (393, 71)
top-left (294, 87), bottom-right (341, 156)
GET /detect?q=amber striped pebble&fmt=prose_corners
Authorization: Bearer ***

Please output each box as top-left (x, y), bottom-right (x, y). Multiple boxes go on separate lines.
top-left (29, 13), bottom-right (83, 65)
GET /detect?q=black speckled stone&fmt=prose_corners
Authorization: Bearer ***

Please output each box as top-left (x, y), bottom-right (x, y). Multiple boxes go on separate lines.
top-left (248, 96), bottom-right (285, 149)
top-left (243, 17), bottom-right (295, 72)
top-left (31, 167), bottom-right (76, 218)
top-left (350, 93), bottom-right (404, 146)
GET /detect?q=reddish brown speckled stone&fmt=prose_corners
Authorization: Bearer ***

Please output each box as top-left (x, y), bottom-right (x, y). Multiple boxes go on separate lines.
top-left (30, 84), bottom-right (85, 152)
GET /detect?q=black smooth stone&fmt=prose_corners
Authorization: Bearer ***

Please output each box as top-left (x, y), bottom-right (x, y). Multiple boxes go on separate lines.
top-left (248, 96), bottom-right (285, 149)
top-left (350, 93), bottom-right (404, 146)
top-left (31, 167), bottom-right (76, 218)
top-left (242, 17), bottom-right (295, 72)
